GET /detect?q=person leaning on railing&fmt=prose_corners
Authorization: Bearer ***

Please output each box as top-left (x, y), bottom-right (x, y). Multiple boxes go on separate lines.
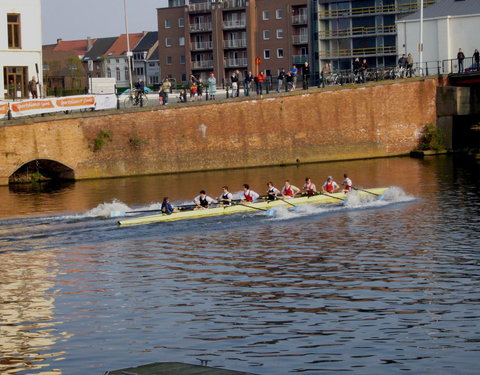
top-left (407, 53), bottom-right (414, 77)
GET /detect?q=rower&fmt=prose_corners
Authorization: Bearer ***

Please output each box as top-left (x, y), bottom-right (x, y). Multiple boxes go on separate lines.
top-left (161, 197), bottom-right (178, 215)
top-left (217, 186), bottom-right (233, 206)
top-left (266, 181), bottom-right (280, 201)
top-left (193, 190), bottom-right (215, 209)
top-left (342, 173), bottom-right (353, 193)
top-left (242, 184), bottom-right (260, 203)
top-left (302, 177), bottom-right (317, 196)
top-left (322, 176), bottom-right (340, 194)
top-left (281, 180), bottom-right (300, 199)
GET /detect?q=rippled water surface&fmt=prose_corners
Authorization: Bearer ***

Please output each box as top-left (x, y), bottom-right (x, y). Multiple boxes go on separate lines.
top-left (0, 156), bottom-right (479, 374)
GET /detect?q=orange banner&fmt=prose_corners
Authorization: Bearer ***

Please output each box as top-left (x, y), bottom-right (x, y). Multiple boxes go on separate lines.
top-left (0, 103), bottom-right (8, 116)
top-left (55, 96), bottom-right (95, 108)
top-left (11, 100), bottom-right (55, 113)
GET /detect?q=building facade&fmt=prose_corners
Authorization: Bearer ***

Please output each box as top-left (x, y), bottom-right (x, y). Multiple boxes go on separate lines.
top-left (316, 0), bottom-right (435, 71)
top-left (132, 32), bottom-right (160, 86)
top-left (157, 0), bottom-right (313, 84)
top-left (0, 0), bottom-right (43, 100)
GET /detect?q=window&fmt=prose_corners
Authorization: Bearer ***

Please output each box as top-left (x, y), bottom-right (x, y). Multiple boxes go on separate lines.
top-left (179, 37), bottom-right (185, 46)
top-left (125, 66), bottom-right (129, 80)
top-left (262, 10), bottom-right (269, 20)
top-left (263, 30), bottom-right (270, 40)
top-left (276, 9), bottom-right (283, 19)
top-left (264, 50), bottom-right (270, 59)
top-left (165, 38), bottom-right (172, 47)
top-left (167, 56), bottom-right (173, 65)
top-left (180, 55), bottom-right (186, 64)
top-left (116, 59), bottom-right (120, 64)
top-left (178, 17), bottom-right (184, 28)
top-left (7, 14), bottom-right (21, 49)
top-left (276, 29), bottom-right (284, 39)
top-left (164, 19), bottom-right (171, 28)
top-left (181, 73), bottom-right (187, 82)
top-left (277, 48), bottom-right (284, 58)
top-left (116, 67), bottom-right (121, 81)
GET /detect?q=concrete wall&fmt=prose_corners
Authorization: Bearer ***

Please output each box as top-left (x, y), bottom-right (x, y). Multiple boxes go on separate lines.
top-left (0, 78), bottom-right (439, 185)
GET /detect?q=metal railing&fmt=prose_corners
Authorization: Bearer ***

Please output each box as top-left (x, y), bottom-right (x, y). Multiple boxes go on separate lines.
top-left (191, 60), bottom-right (214, 69)
top-left (292, 14), bottom-right (308, 25)
top-left (292, 35), bottom-right (308, 44)
top-left (319, 24), bottom-right (396, 38)
top-left (223, 20), bottom-right (246, 29)
top-left (319, 1), bottom-right (435, 18)
top-left (320, 45), bottom-right (397, 58)
top-left (222, 0), bottom-right (246, 9)
top-left (191, 41), bottom-right (213, 51)
top-left (224, 58), bottom-right (248, 68)
top-left (224, 39), bottom-right (247, 49)
top-left (188, 2), bottom-right (211, 12)
top-left (190, 23), bottom-right (212, 32)
top-left (442, 57), bottom-right (478, 74)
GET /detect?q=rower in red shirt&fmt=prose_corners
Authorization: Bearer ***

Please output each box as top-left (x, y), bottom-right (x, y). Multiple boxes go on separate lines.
top-left (241, 184), bottom-right (260, 203)
top-left (342, 173), bottom-right (353, 192)
top-left (281, 180), bottom-right (300, 199)
top-left (322, 176), bottom-right (340, 194)
top-left (302, 177), bottom-right (317, 196)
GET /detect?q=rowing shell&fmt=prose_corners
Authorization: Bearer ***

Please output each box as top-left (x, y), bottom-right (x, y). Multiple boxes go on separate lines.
top-left (117, 188), bottom-right (387, 226)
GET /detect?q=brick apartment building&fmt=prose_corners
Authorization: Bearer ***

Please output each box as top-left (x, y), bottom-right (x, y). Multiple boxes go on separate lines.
top-left (157, 0), bottom-right (314, 85)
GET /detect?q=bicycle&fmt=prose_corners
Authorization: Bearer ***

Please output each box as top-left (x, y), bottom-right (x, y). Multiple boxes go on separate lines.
top-left (124, 90), bottom-right (149, 108)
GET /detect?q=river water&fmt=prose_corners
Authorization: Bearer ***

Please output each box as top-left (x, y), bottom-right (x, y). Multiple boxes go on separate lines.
top-left (0, 155), bottom-right (479, 375)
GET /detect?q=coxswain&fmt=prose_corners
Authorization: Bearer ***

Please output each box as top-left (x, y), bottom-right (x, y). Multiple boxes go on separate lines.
top-left (322, 176), bottom-right (340, 194)
top-left (217, 186), bottom-right (233, 206)
top-left (193, 190), bottom-right (215, 209)
top-left (302, 177), bottom-right (317, 196)
top-left (342, 173), bottom-right (353, 192)
top-left (281, 180), bottom-right (300, 199)
top-left (266, 181), bottom-right (280, 201)
top-left (161, 197), bottom-right (178, 215)
top-left (242, 184), bottom-right (260, 203)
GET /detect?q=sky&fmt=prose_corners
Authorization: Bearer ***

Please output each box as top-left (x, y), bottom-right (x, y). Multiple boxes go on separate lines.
top-left (41, 0), bottom-right (168, 44)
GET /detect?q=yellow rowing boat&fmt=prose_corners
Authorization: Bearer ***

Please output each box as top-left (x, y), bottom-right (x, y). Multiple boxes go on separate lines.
top-left (117, 188), bottom-right (387, 226)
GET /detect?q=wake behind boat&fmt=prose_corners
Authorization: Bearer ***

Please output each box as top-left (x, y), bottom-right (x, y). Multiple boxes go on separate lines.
top-left (117, 188), bottom-right (388, 226)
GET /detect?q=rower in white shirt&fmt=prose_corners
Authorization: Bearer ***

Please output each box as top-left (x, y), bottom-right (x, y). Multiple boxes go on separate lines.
top-left (342, 173), bottom-right (353, 192)
top-left (193, 190), bottom-right (215, 209)
top-left (217, 186), bottom-right (234, 206)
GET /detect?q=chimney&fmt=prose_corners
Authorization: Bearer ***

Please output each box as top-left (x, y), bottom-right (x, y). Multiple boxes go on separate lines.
top-left (87, 36), bottom-right (93, 50)
top-left (57, 38), bottom-right (63, 44)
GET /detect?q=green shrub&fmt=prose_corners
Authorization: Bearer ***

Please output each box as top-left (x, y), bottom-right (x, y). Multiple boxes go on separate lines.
top-left (419, 124), bottom-right (443, 151)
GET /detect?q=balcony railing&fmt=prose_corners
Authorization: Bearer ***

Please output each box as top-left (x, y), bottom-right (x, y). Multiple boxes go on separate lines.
top-left (224, 39), bottom-right (247, 49)
top-left (319, 45), bottom-right (397, 58)
top-left (292, 14), bottom-right (308, 25)
top-left (190, 23), bottom-right (212, 32)
top-left (191, 60), bottom-right (214, 69)
top-left (222, 0), bottom-right (246, 9)
top-left (319, 24), bottom-right (396, 38)
top-left (191, 41), bottom-right (213, 51)
top-left (292, 55), bottom-right (308, 64)
top-left (292, 35), bottom-right (308, 44)
top-left (319, 1), bottom-right (435, 18)
top-left (224, 58), bottom-right (248, 68)
top-left (188, 2), bottom-right (211, 13)
top-left (223, 20), bottom-right (246, 29)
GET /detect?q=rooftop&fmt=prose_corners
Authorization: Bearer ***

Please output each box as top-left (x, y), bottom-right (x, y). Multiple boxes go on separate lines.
top-left (83, 37), bottom-right (117, 61)
top-left (104, 33), bottom-right (144, 57)
top-left (400, 0), bottom-right (480, 21)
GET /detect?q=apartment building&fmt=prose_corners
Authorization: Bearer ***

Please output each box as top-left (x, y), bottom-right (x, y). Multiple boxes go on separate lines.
top-left (316, 0), bottom-right (435, 71)
top-left (157, 0), bottom-right (312, 84)
top-left (0, 0), bottom-right (43, 100)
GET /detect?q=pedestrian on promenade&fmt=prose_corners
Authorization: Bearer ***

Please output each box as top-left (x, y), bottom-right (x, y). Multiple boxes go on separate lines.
top-left (230, 71), bottom-right (239, 98)
top-left (28, 76), bottom-right (38, 99)
top-left (398, 54), bottom-right (408, 78)
top-left (457, 48), bottom-right (465, 73)
top-left (197, 78), bottom-right (204, 99)
top-left (189, 81), bottom-right (197, 101)
top-left (302, 62), bottom-right (310, 90)
top-left (159, 77), bottom-right (171, 105)
top-left (256, 71), bottom-right (265, 95)
top-left (277, 68), bottom-right (286, 92)
top-left (353, 58), bottom-right (362, 82)
top-left (8, 80), bottom-right (15, 100)
top-left (289, 64), bottom-right (298, 90)
top-left (474, 49), bottom-right (480, 71)
top-left (207, 72), bottom-right (217, 100)
top-left (244, 71), bottom-right (253, 96)
top-left (235, 70), bottom-right (241, 97)
top-left (407, 53), bottom-right (414, 77)
top-left (360, 59), bottom-right (368, 83)
top-left (321, 63), bottom-right (331, 87)
top-left (286, 72), bottom-right (294, 92)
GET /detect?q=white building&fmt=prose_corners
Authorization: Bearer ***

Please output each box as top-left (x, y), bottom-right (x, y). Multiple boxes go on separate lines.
top-left (0, 0), bottom-right (43, 100)
top-left (397, 0), bottom-right (480, 73)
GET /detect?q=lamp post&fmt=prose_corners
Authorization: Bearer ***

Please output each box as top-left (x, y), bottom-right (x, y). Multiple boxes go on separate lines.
top-left (419, 0), bottom-right (424, 75)
top-left (124, 0), bottom-right (133, 91)
top-left (143, 51), bottom-right (148, 87)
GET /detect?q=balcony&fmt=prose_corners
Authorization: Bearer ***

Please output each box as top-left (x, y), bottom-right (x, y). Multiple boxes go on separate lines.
top-left (319, 25), bottom-right (396, 39)
top-left (292, 35), bottom-right (308, 45)
top-left (319, 45), bottom-right (397, 59)
top-left (191, 60), bottom-right (214, 70)
top-left (223, 20), bottom-right (246, 29)
top-left (190, 23), bottom-right (212, 32)
top-left (188, 2), bottom-right (211, 13)
top-left (224, 58), bottom-right (248, 68)
top-left (222, 0), bottom-right (246, 10)
top-left (224, 39), bottom-right (247, 49)
top-left (292, 14), bottom-right (308, 25)
top-left (319, 1), bottom-right (435, 19)
top-left (292, 55), bottom-right (308, 64)
top-left (191, 41), bottom-right (213, 51)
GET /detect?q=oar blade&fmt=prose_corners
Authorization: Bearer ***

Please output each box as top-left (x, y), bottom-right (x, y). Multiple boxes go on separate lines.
top-left (110, 211), bottom-right (126, 218)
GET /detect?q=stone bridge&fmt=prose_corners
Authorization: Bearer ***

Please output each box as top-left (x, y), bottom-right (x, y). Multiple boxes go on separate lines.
top-left (0, 77), bottom-right (443, 186)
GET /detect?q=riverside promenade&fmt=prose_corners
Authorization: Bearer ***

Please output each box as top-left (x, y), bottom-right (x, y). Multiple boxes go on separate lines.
top-left (0, 76), bottom-right (446, 185)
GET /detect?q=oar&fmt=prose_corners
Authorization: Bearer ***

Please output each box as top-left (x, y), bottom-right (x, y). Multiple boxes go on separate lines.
top-left (279, 197), bottom-right (297, 208)
top-left (353, 186), bottom-right (384, 199)
top-left (318, 191), bottom-right (348, 203)
top-left (233, 201), bottom-right (268, 212)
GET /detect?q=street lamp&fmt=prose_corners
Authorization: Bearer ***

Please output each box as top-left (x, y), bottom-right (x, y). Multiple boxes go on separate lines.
top-left (124, 0), bottom-right (133, 91)
top-left (419, 0), bottom-right (424, 75)
top-left (143, 51), bottom-right (148, 86)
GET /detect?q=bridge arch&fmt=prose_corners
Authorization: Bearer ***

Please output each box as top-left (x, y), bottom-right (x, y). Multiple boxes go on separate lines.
top-left (9, 159), bottom-right (75, 184)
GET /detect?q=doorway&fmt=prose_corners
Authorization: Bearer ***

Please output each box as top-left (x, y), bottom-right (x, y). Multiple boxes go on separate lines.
top-left (3, 66), bottom-right (28, 100)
